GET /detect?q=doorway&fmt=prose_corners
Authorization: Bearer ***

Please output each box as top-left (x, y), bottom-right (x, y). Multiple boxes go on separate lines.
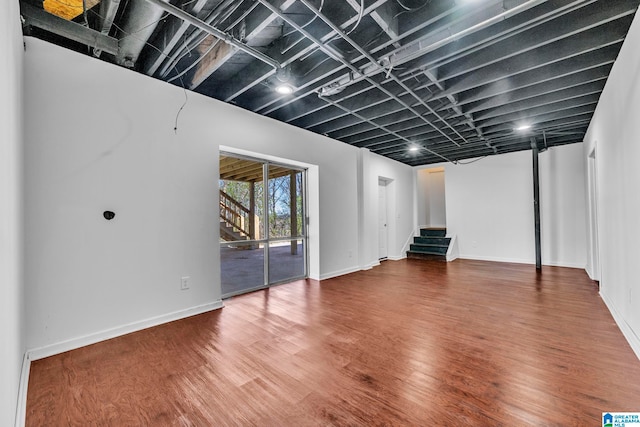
top-left (219, 153), bottom-right (307, 298)
top-left (378, 179), bottom-right (388, 260)
top-left (417, 167), bottom-right (447, 228)
top-left (428, 169), bottom-right (446, 228)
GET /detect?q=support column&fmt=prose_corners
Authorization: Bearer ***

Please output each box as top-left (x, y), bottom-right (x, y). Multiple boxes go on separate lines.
top-left (531, 138), bottom-right (542, 270)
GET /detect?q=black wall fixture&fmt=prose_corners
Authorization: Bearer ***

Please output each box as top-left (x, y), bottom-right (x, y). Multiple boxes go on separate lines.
top-left (103, 211), bottom-right (116, 220)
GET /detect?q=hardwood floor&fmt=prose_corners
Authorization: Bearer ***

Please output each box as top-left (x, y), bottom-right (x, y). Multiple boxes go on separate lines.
top-left (26, 259), bottom-right (640, 426)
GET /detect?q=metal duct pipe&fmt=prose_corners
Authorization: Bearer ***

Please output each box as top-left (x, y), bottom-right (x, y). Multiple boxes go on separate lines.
top-left (144, 0), bottom-right (281, 70)
top-left (116, 0), bottom-right (164, 67)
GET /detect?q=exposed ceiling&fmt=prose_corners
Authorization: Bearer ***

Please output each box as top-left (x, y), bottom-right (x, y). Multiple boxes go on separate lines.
top-left (220, 155), bottom-right (295, 182)
top-left (20, 0), bottom-right (640, 165)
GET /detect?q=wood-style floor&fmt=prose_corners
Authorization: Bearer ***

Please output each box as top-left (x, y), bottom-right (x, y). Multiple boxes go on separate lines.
top-left (26, 259), bottom-right (640, 426)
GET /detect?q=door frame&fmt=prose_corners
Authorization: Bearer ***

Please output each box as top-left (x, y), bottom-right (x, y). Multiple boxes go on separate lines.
top-left (587, 146), bottom-right (600, 282)
top-left (219, 151), bottom-right (309, 298)
top-left (378, 179), bottom-right (388, 260)
top-left (378, 177), bottom-right (395, 260)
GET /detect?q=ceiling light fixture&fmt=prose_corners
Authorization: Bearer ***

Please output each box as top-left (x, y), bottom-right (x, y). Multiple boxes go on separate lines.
top-left (409, 145), bottom-right (420, 152)
top-left (514, 124), bottom-right (532, 131)
top-left (275, 84), bottom-right (294, 95)
top-left (275, 67), bottom-right (295, 95)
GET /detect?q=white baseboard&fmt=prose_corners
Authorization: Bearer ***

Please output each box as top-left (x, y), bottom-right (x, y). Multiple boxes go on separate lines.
top-left (15, 353), bottom-right (30, 427)
top-left (543, 260), bottom-right (586, 269)
top-left (320, 260), bottom-right (387, 280)
top-left (458, 254), bottom-right (534, 264)
top-left (388, 255), bottom-right (406, 261)
top-left (457, 254), bottom-right (585, 269)
top-left (600, 292), bottom-right (640, 361)
top-left (320, 265), bottom-right (366, 280)
top-left (27, 300), bottom-right (224, 361)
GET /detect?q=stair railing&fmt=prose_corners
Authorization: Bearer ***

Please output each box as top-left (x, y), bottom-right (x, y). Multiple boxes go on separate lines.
top-left (220, 190), bottom-right (252, 239)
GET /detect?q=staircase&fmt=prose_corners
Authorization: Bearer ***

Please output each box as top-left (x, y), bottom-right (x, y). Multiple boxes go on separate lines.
top-left (407, 228), bottom-right (450, 261)
top-left (220, 219), bottom-right (248, 242)
top-left (219, 189), bottom-right (252, 243)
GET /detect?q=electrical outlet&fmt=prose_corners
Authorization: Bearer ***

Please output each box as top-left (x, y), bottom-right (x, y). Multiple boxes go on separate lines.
top-left (181, 276), bottom-right (190, 290)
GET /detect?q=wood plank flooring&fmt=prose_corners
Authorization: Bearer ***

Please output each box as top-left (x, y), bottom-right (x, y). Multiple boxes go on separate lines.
top-left (26, 259), bottom-right (640, 426)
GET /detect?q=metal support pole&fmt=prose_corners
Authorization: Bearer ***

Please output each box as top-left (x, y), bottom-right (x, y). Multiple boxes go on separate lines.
top-left (531, 138), bottom-right (542, 270)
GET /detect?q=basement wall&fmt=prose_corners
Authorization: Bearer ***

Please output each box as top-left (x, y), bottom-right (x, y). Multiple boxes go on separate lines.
top-left (359, 149), bottom-right (416, 268)
top-left (583, 11), bottom-right (640, 358)
top-left (23, 38), bottom-right (414, 355)
top-left (416, 167), bottom-right (446, 229)
top-left (0, 1), bottom-right (24, 425)
top-left (421, 144), bottom-right (587, 267)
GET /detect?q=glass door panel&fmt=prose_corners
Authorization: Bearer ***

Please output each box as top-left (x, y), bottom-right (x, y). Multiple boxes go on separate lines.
top-left (268, 239), bottom-right (305, 284)
top-left (267, 165), bottom-right (306, 284)
top-left (267, 167), bottom-right (304, 239)
top-left (221, 241), bottom-right (265, 297)
top-left (219, 155), bottom-right (265, 296)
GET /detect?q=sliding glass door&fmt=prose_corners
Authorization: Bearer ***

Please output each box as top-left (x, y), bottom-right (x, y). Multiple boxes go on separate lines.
top-left (267, 166), bottom-right (305, 284)
top-left (219, 153), bottom-right (307, 298)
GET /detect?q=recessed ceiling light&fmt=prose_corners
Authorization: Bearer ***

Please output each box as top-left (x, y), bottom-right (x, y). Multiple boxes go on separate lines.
top-left (514, 124), bottom-right (532, 131)
top-left (409, 146), bottom-right (420, 152)
top-left (275, 84), bottom-right (294, 95)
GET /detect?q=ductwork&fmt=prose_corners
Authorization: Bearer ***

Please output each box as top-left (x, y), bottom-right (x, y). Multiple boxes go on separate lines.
top-left (116, 0), bottom-right (165, 67)
top-left (144, 0), bottom-right (281, 69)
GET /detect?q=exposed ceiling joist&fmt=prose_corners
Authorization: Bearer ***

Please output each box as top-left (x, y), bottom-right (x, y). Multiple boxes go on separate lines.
top-left (21, 0), bottom-right (640, 165)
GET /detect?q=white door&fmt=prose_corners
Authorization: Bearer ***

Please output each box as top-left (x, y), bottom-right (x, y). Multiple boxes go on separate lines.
top-left (378, 182), bottom-right (388, 259)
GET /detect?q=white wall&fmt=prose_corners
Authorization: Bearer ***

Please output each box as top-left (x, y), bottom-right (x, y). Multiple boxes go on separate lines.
top-left (539, 144), bottom-right (588, 268)
top-left (25, 39), bottom-right (221, 354)
top-left (583, 11), bottom-right (640, 357)
top-left (416, 167), bottom-right (446, 228)
top-left (359, 149), bottom-right (415, 266)
top-left (443, 151), bottom-right (536, 263)
top-left (416, 168), bottom-right (430, 227)
top-left (428, 170), bottom-right (446, 228)
top-left (24, 38), bottom-right (412, 354)
top-left (0, 1), bottom-right (24, 425)
top-left (420, 144), bottom-right (586, 267)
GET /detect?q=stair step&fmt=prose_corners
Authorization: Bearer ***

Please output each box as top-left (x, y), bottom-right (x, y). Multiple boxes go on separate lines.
top-left (406, 251), bottom-right (447, 261)
top-left (420, 228), bottom-right (447, 238)
top-left (413, 236), bottom-right (450, 246)
top-left (410, 243), bottom-right (448, 254)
